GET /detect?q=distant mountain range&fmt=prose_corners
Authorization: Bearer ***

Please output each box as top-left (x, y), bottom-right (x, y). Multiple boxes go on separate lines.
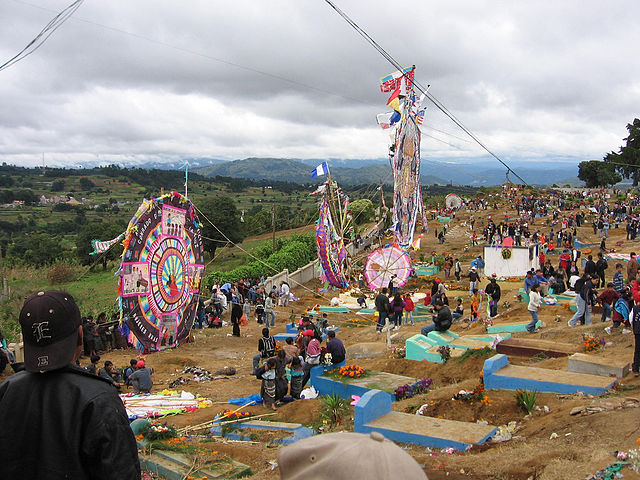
top-left (191, 157), bottom-right (582, 187)
top-left (33, 154), bottom-right (582, 187)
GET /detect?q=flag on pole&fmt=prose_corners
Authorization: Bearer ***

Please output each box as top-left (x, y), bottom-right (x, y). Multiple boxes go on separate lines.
top-left (311, 162), bottom-right (329, 178)
top-left (386, 88), bottom-right (401, 113)
top-left (379, 66), bottom-right (415, 93)
top-left (376, 111), bottom-right (401, 129)
top-left (416, 108), bottom-right (426, 125)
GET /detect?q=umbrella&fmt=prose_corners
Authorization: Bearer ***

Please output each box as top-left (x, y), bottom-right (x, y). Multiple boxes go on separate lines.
top-left (364, 243), bottom-right (412, 290)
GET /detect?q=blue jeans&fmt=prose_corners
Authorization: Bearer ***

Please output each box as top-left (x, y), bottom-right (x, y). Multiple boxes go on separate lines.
top-left (469, 281), bottom-right (477, 295)
top-left (452, 312), bottom-right (462, 320)
top-left (265, 310), bottom-right (276, 326)
top-left (376, 311), bottom-right (388, 331)
top-left (392, 311), bottom-right (402, 326)
top-left (601, 303), bottom-right (611, 323)
top-left (527, 310), bottom-right (539, 332)
top-left (569, 296), bottom-right (591, 326)
top-left (421, 323), bottom-right (437, 336)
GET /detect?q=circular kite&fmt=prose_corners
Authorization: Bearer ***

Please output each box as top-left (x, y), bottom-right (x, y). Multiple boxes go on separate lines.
top-left (445, 193), bottom-right (463, 210)
top-left (119, 192), bottom-right (205, 352)
top-left (364, 243), bottom-right (412, 290)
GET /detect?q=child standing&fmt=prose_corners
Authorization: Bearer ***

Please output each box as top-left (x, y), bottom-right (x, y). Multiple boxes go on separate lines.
top-left (613, 263), bottom-right (625, 294)
top-left (289, 357), bottom-right (305, 399)
top-left (256, 357), bottom-right (277, 410)
top-left (527, 284), bottom-right (542, 333)
top-left (470, 289), bottom-right (481, 324)
top-left (403, 293), bottom-right (415, 326)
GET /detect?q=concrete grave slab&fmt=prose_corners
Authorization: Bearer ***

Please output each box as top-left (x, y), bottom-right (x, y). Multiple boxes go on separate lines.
top-left (346, 342), bottom-right (389, 359)
top-left (310, 363), bottom-right (417, 402)
top-left (568, 353), bottom-right (630, 378)
top-left (354, 389), bottom-right (497, 451)
top-left (496, 337), bottom-right (578, 358)
top-left (487, 320), bottom-right (542, 333)
top-left (483, 354), bottom-right (617, 395)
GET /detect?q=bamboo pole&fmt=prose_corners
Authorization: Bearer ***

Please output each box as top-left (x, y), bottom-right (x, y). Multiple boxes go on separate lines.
top-left (178, 411), bottom-right (277, 435)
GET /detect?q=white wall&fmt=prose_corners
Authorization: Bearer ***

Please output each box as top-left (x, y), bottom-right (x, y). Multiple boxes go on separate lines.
top-left (484, 244), bottom-right (540, 278)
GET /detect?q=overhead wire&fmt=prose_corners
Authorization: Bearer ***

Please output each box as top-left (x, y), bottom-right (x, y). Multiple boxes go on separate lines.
top-left (322, 0), bottom-right (529, 185)
top-left (0, 0), bottom-right (84, 72)
top-left (11, 0), bottom-right (475, 153)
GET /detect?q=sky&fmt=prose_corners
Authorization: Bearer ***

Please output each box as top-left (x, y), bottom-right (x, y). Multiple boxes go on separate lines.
top-left (0, 0), bottom-right (638, 170)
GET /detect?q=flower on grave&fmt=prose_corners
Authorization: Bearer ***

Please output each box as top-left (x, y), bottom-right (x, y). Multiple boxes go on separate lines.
top-left (323, 353), bottom-right (333, 366)
top-left (338, 365), bottom-right (365, 378)
top-left (437, 345), bottom-right (451, 363)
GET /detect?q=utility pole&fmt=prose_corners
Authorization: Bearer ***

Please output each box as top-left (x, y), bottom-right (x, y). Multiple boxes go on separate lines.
top-left (272, 204), bottom-right (276, 251)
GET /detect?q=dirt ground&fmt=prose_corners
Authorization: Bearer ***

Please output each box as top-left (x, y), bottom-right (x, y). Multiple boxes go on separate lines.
top-left (4, 196), bottom-right (640, 479)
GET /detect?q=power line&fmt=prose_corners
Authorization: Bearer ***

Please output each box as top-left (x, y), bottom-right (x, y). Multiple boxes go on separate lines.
top-left (323, 0), bottom-right (529, 185)
top-left (0, 0), bottom-right (84, 72)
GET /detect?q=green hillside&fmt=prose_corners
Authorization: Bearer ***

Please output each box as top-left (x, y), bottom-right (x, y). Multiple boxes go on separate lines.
top-left (192, 157), bottom-right (449, 185)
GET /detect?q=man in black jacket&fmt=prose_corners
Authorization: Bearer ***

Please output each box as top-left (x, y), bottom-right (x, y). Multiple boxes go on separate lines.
top-left (0, 290), bottom-right (140, 479)
top-left (375, 287), bottom-right (391, 333)
top-left (421, 300), bottom-right (452, 336)
top-left (485, 277), bottom-right (501, 318)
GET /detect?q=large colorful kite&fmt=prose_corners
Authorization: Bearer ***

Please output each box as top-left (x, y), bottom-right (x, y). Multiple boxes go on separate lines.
top-left (313, 178), bottom-right (352, 288)
top-left (378, 66), bottom-right (428, 248)
top-left (364, 243), bottom-right (412, 290)
top-left (119, 192), bottom-right (205, 352)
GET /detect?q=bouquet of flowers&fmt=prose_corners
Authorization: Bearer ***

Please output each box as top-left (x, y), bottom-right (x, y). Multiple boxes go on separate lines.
top-left (582, 333), bottom-right (605, 352)
top-left (437, 345), bottom-right (451, 363)
top-left (137, 421), bottom-right (178, 441)
top-left (337, 365), bottom-right (365, 378)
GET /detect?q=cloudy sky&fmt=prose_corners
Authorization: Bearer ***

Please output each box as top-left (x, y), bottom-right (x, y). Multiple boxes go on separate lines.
top-left (0, 0), bottom-right (638, 169)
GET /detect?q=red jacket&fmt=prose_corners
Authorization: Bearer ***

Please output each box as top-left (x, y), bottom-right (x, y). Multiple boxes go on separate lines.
top-left (404, 297), bottom-right (415, 312)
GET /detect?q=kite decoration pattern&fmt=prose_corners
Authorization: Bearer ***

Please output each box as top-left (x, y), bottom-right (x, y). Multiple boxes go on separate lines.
top-left (119, 192), bottom-right (205, 352)
top-left (445, 193), bottom-right (463, 210)
top-left (378, 66), bottom-right (428, 248)
top-left (364, 243), bottom-right (412, 290)
top-left (311, 166), bottom-right (352, 288)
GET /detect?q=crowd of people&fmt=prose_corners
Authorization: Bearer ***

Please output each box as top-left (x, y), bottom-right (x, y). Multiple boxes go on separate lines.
top-left (252, 314), bottom-right (346, 409)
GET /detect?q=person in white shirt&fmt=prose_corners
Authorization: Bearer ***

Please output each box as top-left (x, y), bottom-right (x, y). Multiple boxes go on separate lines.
top-left (280, 281), bottom-right (290, 307)
top-left (526, 283), bottom-right (542, 333)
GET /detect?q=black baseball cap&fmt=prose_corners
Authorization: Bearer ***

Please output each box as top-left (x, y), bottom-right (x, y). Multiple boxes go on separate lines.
top-left (19, 290), bottom-right (81, 373)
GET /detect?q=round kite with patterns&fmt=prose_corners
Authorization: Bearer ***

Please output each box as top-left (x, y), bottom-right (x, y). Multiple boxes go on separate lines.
top-left (364, 243), bottom-right (412, 290)
top-left (119, 192), bottom-right (205, 352)
top-left (445, 193), bottom-right (463, 210)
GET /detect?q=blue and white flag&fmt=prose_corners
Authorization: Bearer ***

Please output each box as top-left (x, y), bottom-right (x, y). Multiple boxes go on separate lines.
top-left (311, 162), bottom-right (329, 178)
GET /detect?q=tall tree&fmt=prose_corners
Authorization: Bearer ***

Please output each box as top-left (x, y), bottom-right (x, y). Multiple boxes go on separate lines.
top-left (577, 160), bottom-right (621, 188)
top-left (604, 118), bottom-right (640, 185)
top-left (197, 195), bottom-right (245, 259)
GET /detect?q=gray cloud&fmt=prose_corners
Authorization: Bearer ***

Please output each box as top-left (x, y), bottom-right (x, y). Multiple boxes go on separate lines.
top-left (0, 0), bottom-right (638, 167)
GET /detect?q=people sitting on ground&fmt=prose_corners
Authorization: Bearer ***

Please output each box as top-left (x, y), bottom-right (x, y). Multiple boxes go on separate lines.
top-left (123, 358), bottom-right (137, 385)
top-left (282, 337), bottom-right (299, 362)
top-left (98, 360), bottom-right (122, 390)
top-left (301, 316), bottom-right (322, 341)
top-left (86, 354), bottom-right (101, 375)
top-left (302, 330), bottom-right (321, 387)
top-left (318, 313), bottom-right (330, 332)
top-left (252, 327), bottom-right (276, 375)
top-left (256, 357), bottom-right (277, 411)
top-left (357, 295), bottom-right (368, 308)
top-left (452, 298), bottom-right (464, 320)
top-left (421, 299), bottom-right (452, 336)
top-left (128, 360), bottom-right (153, 394)
top-left (326, 330), bottom-right (345, 364)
